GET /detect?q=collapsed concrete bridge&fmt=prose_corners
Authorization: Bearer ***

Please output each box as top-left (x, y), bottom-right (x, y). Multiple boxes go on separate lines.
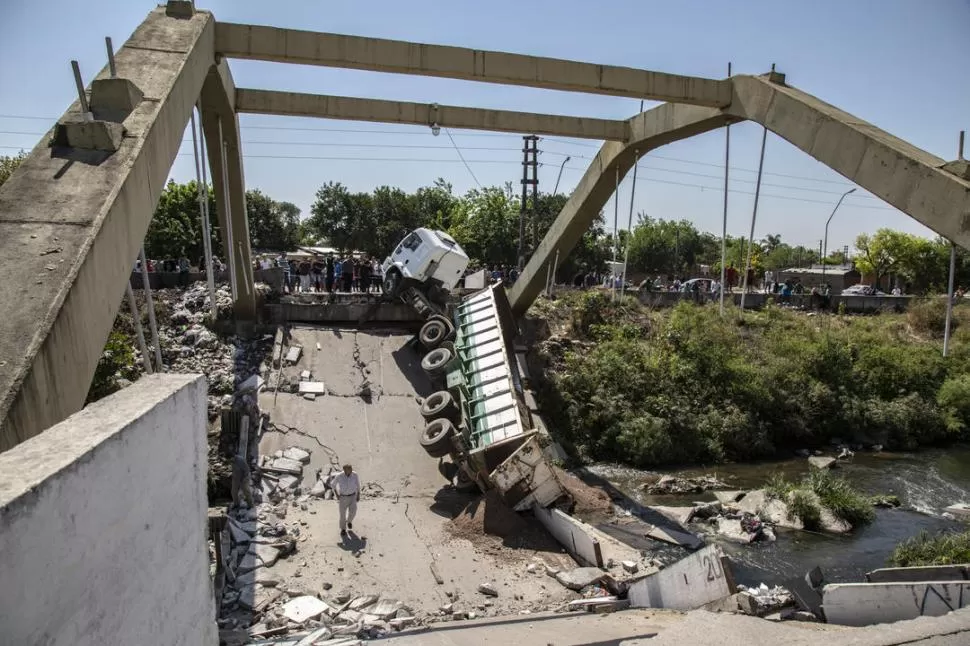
top-left (0, 0), bottom-right (968, 450)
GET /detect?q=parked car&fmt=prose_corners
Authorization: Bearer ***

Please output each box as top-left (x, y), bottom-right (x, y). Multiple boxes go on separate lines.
top-left (842, 284), bottom-right (885, 296)
top-left (680, 278), bottom-right (714, 293)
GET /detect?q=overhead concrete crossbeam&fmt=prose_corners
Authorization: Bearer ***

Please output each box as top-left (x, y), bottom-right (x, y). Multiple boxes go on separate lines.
top-left (0, 8), bottom-right (220, 450)
top-left (509, 74), bottom-right (970, 314)
top-left (235, 89), bottom-right (628, 141)
top-left (726, 75), bottom-right (970, 249)
top-left (216, 23), bottom-right (732, 108)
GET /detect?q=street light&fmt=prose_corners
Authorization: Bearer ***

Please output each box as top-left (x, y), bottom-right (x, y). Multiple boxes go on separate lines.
top-left (553, 156), bottom-right (571, 195)
top-left (821, 187), bottom-right (857, 288)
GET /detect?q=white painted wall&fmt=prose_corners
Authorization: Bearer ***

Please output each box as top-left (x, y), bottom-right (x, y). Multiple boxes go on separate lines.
top-left (824, 582), bottom-right (970, 627)
top-left (629, 544), bottom-right (733, 610)
top-left (0, 374), bottom-right (217, 646)
top-left (533, 505), bottom-right (603, 567)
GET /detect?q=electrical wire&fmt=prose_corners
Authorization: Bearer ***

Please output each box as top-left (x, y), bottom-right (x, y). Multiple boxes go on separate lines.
top-left (443, 127), bottom-right (482, 188)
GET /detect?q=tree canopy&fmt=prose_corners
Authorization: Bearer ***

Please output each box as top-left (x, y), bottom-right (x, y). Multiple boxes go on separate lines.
top-left (0, 151), bottom-right (26, 189)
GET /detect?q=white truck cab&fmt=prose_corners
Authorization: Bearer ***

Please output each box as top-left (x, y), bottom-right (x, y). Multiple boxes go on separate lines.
top-left (382, 228), bottom-right (469, 296)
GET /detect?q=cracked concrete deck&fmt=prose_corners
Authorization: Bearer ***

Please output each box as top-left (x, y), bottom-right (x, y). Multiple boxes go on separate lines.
top-left (256, 327), bottom-right (577, 620)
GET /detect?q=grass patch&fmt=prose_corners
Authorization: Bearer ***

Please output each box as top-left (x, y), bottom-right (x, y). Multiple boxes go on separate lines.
top-left (807, 470), bottom-right (876, 526)
top-left (890, 530), bottom-right (970, 567)
top-left (787, 489), bottom-right (823, 530)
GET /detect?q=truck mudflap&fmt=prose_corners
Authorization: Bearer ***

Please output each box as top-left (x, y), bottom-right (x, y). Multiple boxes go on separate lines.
top-left (489, 432), bottom-right (568, 511)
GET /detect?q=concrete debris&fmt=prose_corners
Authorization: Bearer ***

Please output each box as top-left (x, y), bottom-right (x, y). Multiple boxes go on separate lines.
top-left (348, 594), bottom-right (379, 610)
top-left (282, 595), bottom-right (329, 623)
top-left (277, 474), bottom-right (300, 490)
top-left (477, 582), bottom-right (498, 597)
top-left (389, 616), bottom-right (416, 630)
top-left (555, 567), bottom-right (607, 591)
top-left (621, 560), bottom-right (639, 574)
top-left (299, 381), bottom-right (326, 395)
top-left (285, 346), bottom-right (303, 364)
top-left (439, 603), bottom-right (454, 614)
top-left (650, 505), bottom-right (695, 527)
top-left (736, 583), bottom-right (793, 617)
top-left (247, 543), bottom-right (281, 568)
top-left (712, 490), bottom-right (746, 505)
top-left (238, 374), bottom-right (265, 393)
top-left (283, 447), bottom-right (312, 464)
top-left (337, 609), bottom-right (363, 623)
top-left (300, 370), bottom-right (312, 381)
top-left (808, 456), bottom-right (837, 470)
top-left (294, 626), bottom-right (333, 645)
top-left (525, 563), bottom-right (538, 574)
top-left (238, 586), bottom-right (282, 612)
top-left (644, 474), bottom-right (728, 495)
top-left (714, 517), bottom-right (761, 544)
top-left (303, 393), bottom-right (317, 401)
top-left (691, 501), bottom-right (722, 519)
top-left (268, 457), bottom-right (304, 475)
top-left (369, 598), bottom-right (402, 620)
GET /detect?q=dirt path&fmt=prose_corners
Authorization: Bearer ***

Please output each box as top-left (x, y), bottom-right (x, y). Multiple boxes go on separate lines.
top-left (255, 327), bottom-right (578, 622)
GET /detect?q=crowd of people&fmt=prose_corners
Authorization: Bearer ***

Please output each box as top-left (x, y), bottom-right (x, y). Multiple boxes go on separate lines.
top-left (257, 253), bottom-right (384, 295)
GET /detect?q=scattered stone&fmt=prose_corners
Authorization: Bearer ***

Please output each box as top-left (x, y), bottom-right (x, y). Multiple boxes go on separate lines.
top-left (818, 507), bottom-right (852, 533)
top-left (285, 346), bottom-right (302, 364)
top-left (715, 518), bottom-right (760, 544)
top-left (333, 590), bottom-right (352, 604)
top-left (247, 543), bottom-right (281, 568)
top-left (808, 456), bottom-right (837, 470)
top-left (281, 596), bottom-right (329, 624)
top-left (300, 370), bottom-right (312, 381)
top-left (621, 560), bottom-right (639, 574)
top-left (525, 563), bottom-right (538, 574)
top-left (238, 586), bottom-right (282, 613)
top-left (544, 564), bottom-right (561, 577)
top-left (370, 598), bottom-right (402, 620)
top-left (691, 501), bottom-right (723, 520)
top-left (871, 495), bottom-right (901, 508)
top-left (555, 567), bottom-right (607, 591)
top-left (650, 505), bottom-right (695, 527)
top-left (736, 583), bottom-right (793, 617)
top-left (645, 474), bottom-right (728, 495)
top-left (389, 616), bottom-right (416, 630)
top-left (303, 393), bottom-right (316, 401)
top-left (294, 626), bottom-right (333, 645)
top-left (278, 474), bottom-right (299, 490)
top-left (337, 609), bottom-right (363, 623)
top-left (477, 582), bottom-right (498, 597)
top-left (440, 603), bottom-right (454, 614)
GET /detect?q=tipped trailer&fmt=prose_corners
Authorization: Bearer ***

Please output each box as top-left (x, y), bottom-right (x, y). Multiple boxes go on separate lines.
top-left (380, 229), bottom-right (567, 510)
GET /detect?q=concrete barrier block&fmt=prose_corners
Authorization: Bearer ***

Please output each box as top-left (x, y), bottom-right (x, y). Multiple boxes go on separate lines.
top-left (823, 581), bottom-right (970, 626)
top-left (52, 117), bottom-right (125, 151)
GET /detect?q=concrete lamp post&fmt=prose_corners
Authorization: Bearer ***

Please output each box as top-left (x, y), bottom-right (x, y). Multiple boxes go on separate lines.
top-left (553, 156), bottom-right (571, 195)
top-left (821, 188), bottom-right (856, 288)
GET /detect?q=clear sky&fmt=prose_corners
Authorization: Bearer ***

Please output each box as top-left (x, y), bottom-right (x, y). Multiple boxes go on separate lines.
top-left (1, 0), bottom-right (967, 253)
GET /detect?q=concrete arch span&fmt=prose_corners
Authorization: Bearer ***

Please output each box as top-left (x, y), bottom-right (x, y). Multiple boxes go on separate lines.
top-left (508, 74), bottom-right (970, 314)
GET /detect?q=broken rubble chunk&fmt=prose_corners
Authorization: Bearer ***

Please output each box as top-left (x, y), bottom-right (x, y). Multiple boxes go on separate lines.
top-left (300, 369), bottom-right (312, 381)
top-left (299, 381), bottom-right (326, 394)
top-left (294, 626), bottom-right (333, 646)
top-left (246, 543), bottom-right (281, 568)
top-left (713, 490), bottom-right (746, 505)
top-left (303, 393), bottom-right (317, 401)
top-left (369, 598), bottom-right (401, 620)
top-left (477, 582), bottom-right (498, 597)
top-left (282, 595), bottom-right (329, 624)
top-left (348, 594), bottom-right (380, 610)
top-left (621, 560), bottom-right (639, 574)
top-left (337, 608), bottom-right (363, 623)
top-left (808, 456), bottom-right (836, 470)
top-left (278, 474), bottom-right (299, 490)
top-left (389, 616), bottom-right (416, 630)
top-left (715, 518), bottom-right (760, 544)
top-left (285, 346), bottom-right (302, 364)
top-left (283, 447), bottom-right (312, 463)
top-left (268, 457), bottom-right (304, 475)
top-left (439, 603), bottom-right (454, 614)
top-left (555, 567), bottom-right (607, 591)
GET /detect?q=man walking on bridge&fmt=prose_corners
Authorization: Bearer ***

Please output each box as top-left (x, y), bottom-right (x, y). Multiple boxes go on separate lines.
top-left (334, 463), bottom-right (360, 536)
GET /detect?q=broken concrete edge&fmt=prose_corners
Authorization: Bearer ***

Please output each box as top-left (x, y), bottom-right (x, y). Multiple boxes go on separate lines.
top-left (51, 118), bottom-right (126, 152)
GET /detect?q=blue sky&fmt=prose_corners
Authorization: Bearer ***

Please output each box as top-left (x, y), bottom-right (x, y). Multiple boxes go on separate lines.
top-left (1, 0), bottom-right (967, 252)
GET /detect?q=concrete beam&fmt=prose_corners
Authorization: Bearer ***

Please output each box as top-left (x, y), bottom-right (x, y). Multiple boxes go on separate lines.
top-left (236, 89), bottom-right (628, 141)
top-left (508, 103), bottom-right (732, 314)
top-left (0, 8), bottom-right (216, 450)
top-left (216, 23), bottom-right (731, 108)
top-left (727, 74), bottom-right (970, 248)
top-left (200, 60), bottom-right (256, 318)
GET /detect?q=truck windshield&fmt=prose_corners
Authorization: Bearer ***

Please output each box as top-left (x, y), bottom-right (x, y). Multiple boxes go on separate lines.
top-left (401, 232), bottom-right (423, 252)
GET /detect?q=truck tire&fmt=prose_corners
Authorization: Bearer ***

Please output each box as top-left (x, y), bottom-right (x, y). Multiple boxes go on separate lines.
top-left (419, 318), bottom-right (449, 350)
top-left (383, 268), bottom-right (402, 298)
top-left (421, 389), bottom-right (459, 423)
top-left (421, 347), bottom-right (453, 376)
top-left (420, 418), bottom-right (456, 458)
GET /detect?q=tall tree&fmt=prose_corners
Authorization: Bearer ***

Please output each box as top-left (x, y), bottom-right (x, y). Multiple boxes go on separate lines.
top-left (145, 180), bottom-right (222, 262)
top-left (0, 151), bottom-right (27, 189)
top-left (246, 189), bottom-right (301, 251)
top-left (854, 228), bottom-right (914, 289)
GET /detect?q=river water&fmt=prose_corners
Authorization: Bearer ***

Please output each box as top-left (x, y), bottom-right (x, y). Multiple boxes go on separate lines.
top-left (582, 446), bottom-right (970, 587)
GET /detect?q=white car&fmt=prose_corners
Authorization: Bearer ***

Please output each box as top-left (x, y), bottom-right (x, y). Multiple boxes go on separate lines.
top-left (842, 284), bottom-right (885, 296)
top-left (381, 228), bottom-right (470, 298)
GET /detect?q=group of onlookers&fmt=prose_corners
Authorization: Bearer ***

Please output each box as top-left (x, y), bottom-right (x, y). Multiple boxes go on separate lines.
top-left (258, 254), bottom-right (384, 294)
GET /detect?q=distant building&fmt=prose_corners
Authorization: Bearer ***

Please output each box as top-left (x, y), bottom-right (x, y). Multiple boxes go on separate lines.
top-left (776, 264), bottom-right (861, 294)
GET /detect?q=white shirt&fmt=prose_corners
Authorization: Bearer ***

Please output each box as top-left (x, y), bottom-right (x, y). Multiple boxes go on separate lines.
top-left (333, 472), bottom-right (360, 496)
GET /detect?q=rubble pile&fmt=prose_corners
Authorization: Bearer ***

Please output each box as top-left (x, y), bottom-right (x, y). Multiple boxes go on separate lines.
top-left (643, 474), bottom-right (728, 495)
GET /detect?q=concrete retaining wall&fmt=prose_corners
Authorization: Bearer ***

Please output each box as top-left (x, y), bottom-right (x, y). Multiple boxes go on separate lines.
top-left (533, 505), bottom-right (603, 568)
top-left (0, 374), bottom-right (217, 646)
top-left (823, 581), bottom-right (970, 626)
top-left (628, 544), bottom-right (734, 610)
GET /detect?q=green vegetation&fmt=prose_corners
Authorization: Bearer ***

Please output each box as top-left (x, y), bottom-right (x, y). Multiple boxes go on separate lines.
top-left (531, 292), bottom-right (970, 468)
top-left (764, 471), bottom-right (873, 529)
top-left (890, 530), bottom-right (970, 567)
top-left (0, 151), bottom-right (26, 189)
top-left (87, 327), bottom-right (139, 403)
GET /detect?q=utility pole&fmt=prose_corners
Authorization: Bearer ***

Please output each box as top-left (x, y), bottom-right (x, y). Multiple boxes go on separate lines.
top-left (518, 135), bottom-right (539, 270)
top-left (818, 240), bottom-right (823, 265)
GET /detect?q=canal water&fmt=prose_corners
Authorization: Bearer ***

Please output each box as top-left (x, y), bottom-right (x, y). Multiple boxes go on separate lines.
top-left (582, 446), bottom-right (970, 587)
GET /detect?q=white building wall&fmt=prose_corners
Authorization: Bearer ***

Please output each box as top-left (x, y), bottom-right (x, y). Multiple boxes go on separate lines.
top-left (0, 374), bottom-right (216, 646)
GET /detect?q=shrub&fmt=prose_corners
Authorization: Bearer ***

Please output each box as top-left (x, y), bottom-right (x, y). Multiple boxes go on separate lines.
top-left (937, 375), bottom-right (970, 431)
top-left (907, 298), bottom-right (950, 338)
top-left (788, 489), bottom-right (822, 530)
top-left (87, 329), bottom-right (138, 403)
top-left (890, 530), bottom-right (970, 567)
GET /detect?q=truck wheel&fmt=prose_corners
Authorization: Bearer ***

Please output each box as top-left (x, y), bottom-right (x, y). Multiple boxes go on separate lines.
top-left (420, 418), bottom-right (456, 458)
top-left (421, 347), bottom-right (454, 376)
top-left (421, 389), bottom-right (459, 423)
top-left (383, 269), bottom-right (402, 298)
top-left (419, 318), bottom-right (449, 350)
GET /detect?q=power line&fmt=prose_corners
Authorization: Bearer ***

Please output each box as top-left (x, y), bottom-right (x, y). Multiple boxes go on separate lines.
top-left (444, 128), bottom-right (482, 188)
